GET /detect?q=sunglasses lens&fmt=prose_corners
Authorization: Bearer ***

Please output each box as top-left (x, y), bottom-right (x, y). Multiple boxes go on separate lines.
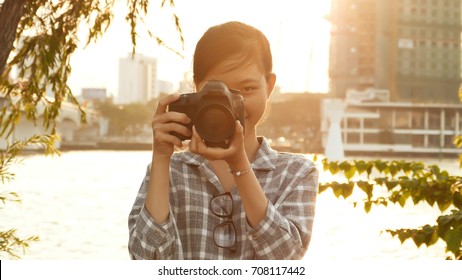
top-left (210, 194), bottom-right (233, 217)
top-left (213, 221), bottom-right (236, 248)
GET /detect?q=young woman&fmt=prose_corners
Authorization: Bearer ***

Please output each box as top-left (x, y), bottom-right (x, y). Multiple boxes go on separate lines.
top-left (128, 21), bottom-right (318, 260)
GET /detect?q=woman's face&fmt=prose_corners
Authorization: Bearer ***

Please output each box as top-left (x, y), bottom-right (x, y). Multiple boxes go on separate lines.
top-left (197, 62), bottom-right (276, 137)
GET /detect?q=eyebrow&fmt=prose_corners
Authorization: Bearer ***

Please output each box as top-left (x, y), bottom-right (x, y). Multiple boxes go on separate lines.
top-left (238, 76), bottom-right (263, 84)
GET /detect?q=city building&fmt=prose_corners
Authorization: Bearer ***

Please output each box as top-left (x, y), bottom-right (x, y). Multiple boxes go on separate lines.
top-left (157, 80), bottom-right (174, 95)
top-left (329, 0), bottom-right (462, 103)
top-left (321, 97), bottom-right (462, 156)
top-left (81, 88), bottom-right (107, 101)
top-left (118, 53), bottom-right (158, 104)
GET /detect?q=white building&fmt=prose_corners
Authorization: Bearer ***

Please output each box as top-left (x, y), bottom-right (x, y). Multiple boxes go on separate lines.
top-left (118, 53), bottom-right (158, 104)
top-left (0, 96), bottom-right (104, 150)
top-left (81, 88), bottom-right (107, 101)
top-left (157, 80), bottom-right (174, 95)
top-left (321, 90), bottom-right (462, 156)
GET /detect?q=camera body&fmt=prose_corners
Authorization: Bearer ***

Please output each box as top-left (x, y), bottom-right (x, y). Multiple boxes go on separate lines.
top-left (168, 80), bottom-right (245, 148)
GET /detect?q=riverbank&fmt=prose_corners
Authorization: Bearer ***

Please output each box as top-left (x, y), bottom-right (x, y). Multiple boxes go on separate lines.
top-left (59, 140), bottom-right (461, 159)
top-left (2, 150), bottom-right (459, 260)
top-left (60, 141), bottom-right (152, 151)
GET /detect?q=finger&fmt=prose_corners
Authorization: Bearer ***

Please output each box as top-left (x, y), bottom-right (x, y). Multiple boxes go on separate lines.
top-left (199, 146), bottom-right (232, 161)
top-left (227, 121), bottom-right (244, 146)
top-left (234, 121), bottom-right (244, 138)
top-left (153, 122), bottom-right (191, 140)
top-left (189, 126), bottom-right (201, 152)
top-left (153, 111), bottom-right (191, 126)
top-left (190, 126), bottom-right (232, 159)
top-left (153, 132), bottom-right (183, 148)
top-left (155, 93), bottom-right (180, 115)
top-left (191, 126), bottom-right (201, 142)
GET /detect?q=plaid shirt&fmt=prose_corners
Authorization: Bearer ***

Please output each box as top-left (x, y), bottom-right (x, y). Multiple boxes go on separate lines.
top-left (128, 137), bottom-right (318, 260)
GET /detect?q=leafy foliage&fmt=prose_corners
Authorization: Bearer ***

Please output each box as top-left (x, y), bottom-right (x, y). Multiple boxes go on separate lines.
top-left (0, 0), bottom-right (179, 258)
top-left (0, 134), bottom-right (59, 259)
top-left (455, 136), bottom-right (462, 168)
top-left (93, 98), bottom-right (158, 136)
top-left (319, 158), bottom-right (462, 259)
top-left (1, 0), bottom-right (183, 137)
top-left (0, 228), bottom-right (40, 259)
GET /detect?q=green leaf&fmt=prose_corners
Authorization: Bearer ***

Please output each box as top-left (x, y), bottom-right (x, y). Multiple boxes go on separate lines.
top-left (357, 181), bottom-right (374, 200)
top-left (364, 201), bottom-right (372, 213)
top-left (366, 163), bottom-right (373, 177)
top-left (341, 182), bottom-right (354, 199)
top-left (397, 233), bottom-right (409, 244)
top-left (321, 158), bottom-right (330, 172)
top-left (429, 165), bottom-right (441, 176)
top-left (444, 227), bottom-right (462, 255)
top-left (389, 162), bottom-right (399, 177)
top-left (437, 172), bottom-right (449, 183)
top-left (387, 230), bottom-right (397, 238)
top-left (328, 161), bottom-right (340, 175)
top-left (344, 165), bottom-right (356, 180)
top-left (385, 180), bottom-right (399, 191)
top-left (437, 198), bottom-right (453, 212)
top-left (338, 161), bottom-right (356, 180)
top-left (411, 191), bottom-right (424, 205)
top-left (374, 160), bottom-right (388, 174)
top-left (354, 160), bottom-right (368, 175)
top-left (454, 136), bottom-right (462, 148)
top-left (388, 229), bottom-right (410, 244)
top-left (420, 225), bottom-right (439, 247)
top-left (398, 192), bottom-right (410, 208)
top-left (332, 183), bottom-right (343, 198)
top-left (411, 162), bottom-right (425, 175)
top-left (374, 177), bottom-right (387, 185)
top-left (453, 210), bottom-right (462, 222)
top-left (437, 214), bottom-right (453, 227)
top-left (401, 161), bottom-right (413, 175)
top-left (412, 231), bottom-right (426, 248)
top-left (425, 195), bottom-right (436, 207)
top-left (437, 214), bottom-right (453, 237)
top-left (318, 183), bottom-right (329, 194)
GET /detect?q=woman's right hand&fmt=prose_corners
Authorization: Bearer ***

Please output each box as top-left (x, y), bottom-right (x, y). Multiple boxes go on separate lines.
top-left (151, 94), bottom-right (191, 158)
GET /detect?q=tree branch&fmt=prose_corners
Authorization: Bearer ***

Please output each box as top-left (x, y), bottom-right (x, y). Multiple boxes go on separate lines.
top-left (0, 0), bottom-right (26, 75)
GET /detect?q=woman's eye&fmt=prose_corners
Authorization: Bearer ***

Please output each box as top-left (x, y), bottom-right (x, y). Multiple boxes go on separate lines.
top-left (241, 87), bottom-right (256, 95)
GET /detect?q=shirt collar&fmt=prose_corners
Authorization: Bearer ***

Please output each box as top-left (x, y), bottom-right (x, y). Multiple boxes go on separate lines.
top-left (178, 137), bottom-right (278, 171)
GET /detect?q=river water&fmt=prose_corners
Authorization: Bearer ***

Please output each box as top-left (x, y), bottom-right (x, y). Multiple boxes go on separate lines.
top-left (1, 150), bottom-right (459, 260)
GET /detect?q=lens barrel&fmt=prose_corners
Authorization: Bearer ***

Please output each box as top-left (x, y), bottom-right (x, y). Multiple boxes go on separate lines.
top-left (195, 104), bottom-right (235, 147)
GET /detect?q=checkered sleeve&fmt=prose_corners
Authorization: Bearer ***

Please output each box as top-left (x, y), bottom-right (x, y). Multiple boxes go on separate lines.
top-left (246, 160), bottom-right (318, 260)
top-left (128, 165), bottom-right (177, 260)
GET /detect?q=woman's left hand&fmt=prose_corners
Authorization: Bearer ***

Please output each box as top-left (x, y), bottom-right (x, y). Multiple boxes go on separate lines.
top-left (189, 120), bottom-right (247, 166)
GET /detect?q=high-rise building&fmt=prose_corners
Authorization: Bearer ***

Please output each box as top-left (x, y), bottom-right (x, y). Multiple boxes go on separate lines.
top-left (157, 80), bottom-right (174, 95)
top-left (329, 0), bottom-right (462, 102)
top-left (118, 53), bottom-right (158, 104)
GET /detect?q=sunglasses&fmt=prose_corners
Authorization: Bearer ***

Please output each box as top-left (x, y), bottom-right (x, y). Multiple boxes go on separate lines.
top-left (209, 192), bottom-right (236, 251)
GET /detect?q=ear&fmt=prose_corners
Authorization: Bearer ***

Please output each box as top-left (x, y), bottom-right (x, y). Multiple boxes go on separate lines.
top-left (265, 73), bottom-right (276, 99)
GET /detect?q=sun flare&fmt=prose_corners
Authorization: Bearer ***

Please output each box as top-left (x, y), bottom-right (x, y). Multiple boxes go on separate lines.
top-left (69, 0), bottom-right (332, 97)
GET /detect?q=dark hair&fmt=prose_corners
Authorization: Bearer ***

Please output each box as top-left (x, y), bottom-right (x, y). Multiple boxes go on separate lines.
top-left (193, 21), bottom-right (273, 86)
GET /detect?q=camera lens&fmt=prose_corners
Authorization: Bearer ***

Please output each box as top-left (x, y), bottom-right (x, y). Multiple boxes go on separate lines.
top-left (195, 104), bottom-right (235, 144)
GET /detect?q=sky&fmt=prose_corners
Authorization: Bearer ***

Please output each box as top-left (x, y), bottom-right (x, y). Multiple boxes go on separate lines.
top-left (67, 0), bottom-right (332, 99)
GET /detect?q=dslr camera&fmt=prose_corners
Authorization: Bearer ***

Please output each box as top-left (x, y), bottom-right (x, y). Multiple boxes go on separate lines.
top-left (168, 80), bottom-right (245, 148)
